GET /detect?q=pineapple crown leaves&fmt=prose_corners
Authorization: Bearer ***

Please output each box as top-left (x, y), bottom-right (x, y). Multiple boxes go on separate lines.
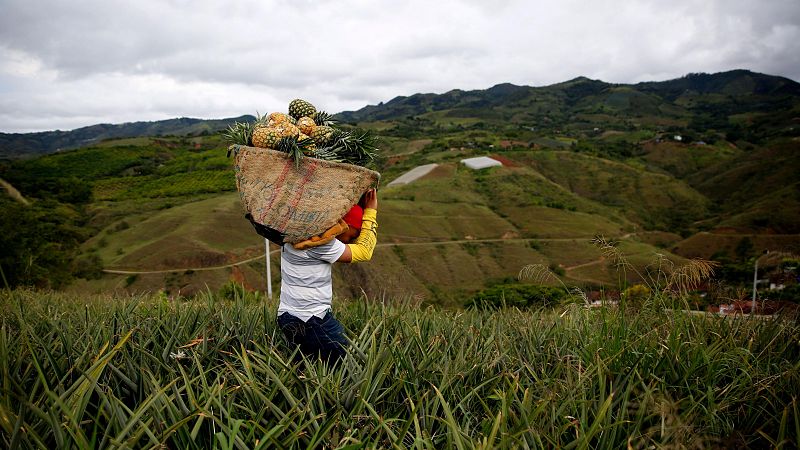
top-left (319, 128), bottom-right (379, 166)
top-left (222, 111), bottom-right (267, 150)
top-left (222, 121), bottom-right (253, 151)
top-left (253, 111), bottom-right (269, 126)
top-left (275, 135), bottom-right (316, 168)
top-left (312, 111), bottom-right (336, 127)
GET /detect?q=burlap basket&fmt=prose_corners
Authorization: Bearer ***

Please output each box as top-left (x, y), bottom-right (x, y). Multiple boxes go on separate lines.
top-left (231, 145), bottom-right (380, 243)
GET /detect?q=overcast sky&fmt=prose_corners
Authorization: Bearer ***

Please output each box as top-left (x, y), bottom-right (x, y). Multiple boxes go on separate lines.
top-left (1, 0), bottom-right (798, 133)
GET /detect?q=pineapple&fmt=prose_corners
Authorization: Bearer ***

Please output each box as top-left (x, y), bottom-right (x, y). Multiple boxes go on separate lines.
top-left (251, 125), bottom-right (281, 149)
top-left (267, 112), bottom-right (294, 127)
top-left (296, 116), bottom-right (316, 135)
top-left (310, 125), bottom-right (335, 146)
top-left (273, 122), bottom-right (300, 139)
top-left (288, 99), bottom-right (316, 120)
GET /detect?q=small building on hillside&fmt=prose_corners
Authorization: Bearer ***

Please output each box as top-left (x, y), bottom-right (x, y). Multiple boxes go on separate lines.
top-left (499, 140), bottom-right (529, 149)
top-left (460, 156), bottom-right (503, 170)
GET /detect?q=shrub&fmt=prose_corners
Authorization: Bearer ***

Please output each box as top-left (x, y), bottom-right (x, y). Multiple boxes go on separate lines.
top-left (548, 263), bottom-right (566, 277)
top-left (72, 253), bottom-right (104, 280)
top-left (124, 274), bottom-right (138, 287)
top-left (622, 284), bottom-right (651, 304)
top-left (466, 283), bottom-right (567, 309)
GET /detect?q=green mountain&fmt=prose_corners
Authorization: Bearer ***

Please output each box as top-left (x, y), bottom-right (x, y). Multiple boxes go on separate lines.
top-left (337, 70), bottom-right (800, 133)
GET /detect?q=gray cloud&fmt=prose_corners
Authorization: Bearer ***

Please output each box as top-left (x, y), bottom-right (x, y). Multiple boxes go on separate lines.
top-left (1, 0), bottom-right (798, 132)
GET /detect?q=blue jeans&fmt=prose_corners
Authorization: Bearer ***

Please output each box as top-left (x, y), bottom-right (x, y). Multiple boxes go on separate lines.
top-left (277, 311), bottom-right (348, 366)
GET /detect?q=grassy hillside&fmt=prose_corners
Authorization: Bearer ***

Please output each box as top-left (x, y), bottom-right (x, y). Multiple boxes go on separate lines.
top-left (86, 193), bottom-right (259, 270)
top-left (509, 151), bottom-right (710, 230)
top-left (688, 140), bottom-right (800, 233)
top-left (72, 186), bottom-right (666, 304)
top-left (40, 140), bottom-right (684, 304)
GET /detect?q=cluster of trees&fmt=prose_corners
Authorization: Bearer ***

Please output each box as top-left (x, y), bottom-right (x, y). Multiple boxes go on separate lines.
top-left (0, 166), bottom-right (93, 289)
top-left (466, 284), bottom-right (568, 309)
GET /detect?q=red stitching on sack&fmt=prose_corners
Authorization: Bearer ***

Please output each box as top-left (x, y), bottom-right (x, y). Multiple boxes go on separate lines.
top-left (276, 159), bottom-right (318, 231)
top-left (259, 158), bottom-right (293, 223)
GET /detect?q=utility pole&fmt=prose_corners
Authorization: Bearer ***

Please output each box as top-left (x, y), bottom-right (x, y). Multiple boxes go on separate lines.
top-left (751, 257), bottom-right (758, 314)
top-left (752, 250), bottom-right (769, 314)
top-left (265, 239), bottom-right (272, 299)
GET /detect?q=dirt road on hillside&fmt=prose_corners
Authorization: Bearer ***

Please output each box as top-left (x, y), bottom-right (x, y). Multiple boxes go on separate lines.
top-left (102, 236), bottom-right (601, 275)
top-left (0, 178), bottom-right (29, 205)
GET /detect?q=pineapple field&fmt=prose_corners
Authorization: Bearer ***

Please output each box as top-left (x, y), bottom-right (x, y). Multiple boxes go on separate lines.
top-left (1, 289), bottom-right (798, 448)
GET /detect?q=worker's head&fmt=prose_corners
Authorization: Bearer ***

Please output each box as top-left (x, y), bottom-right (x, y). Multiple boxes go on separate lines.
top-left (338, 205), bottom-right (363, 244)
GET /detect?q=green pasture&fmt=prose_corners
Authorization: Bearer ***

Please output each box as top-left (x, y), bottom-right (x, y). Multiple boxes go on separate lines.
top-left (672, 232), bottom-right (800, 260)
top-left (380, 200), bottom-right (514, 242)
top-left (511, 151), bottom-right (710, 230)
top-left (714, 184), bottom-right (800, 234)
top-left (86, 193), bottom-right (258, 269)
top-left (640, 141), bottom-right (742, 179)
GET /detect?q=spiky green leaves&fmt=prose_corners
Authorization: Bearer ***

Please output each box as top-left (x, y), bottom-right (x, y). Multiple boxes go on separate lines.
top-left (221, 120), bottom-right (253, 147)
top-left (276, 135), bottom-right (317, 168)
top-left (311, 111), bottom-right (336, 127)
top-left (316, 129), bottom-right (378, 166)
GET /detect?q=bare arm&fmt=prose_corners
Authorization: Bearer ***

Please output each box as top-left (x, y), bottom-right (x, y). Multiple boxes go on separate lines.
top-left (337, 245), bottom-right (353, 263)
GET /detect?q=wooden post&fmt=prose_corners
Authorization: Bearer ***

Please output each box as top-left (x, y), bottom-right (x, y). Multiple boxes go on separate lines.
top-left (265, 239), bottom-right (272, 299)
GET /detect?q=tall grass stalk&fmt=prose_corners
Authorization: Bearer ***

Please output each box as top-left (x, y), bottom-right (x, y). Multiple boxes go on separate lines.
top-left (0, 289), bottom-right (798, 448)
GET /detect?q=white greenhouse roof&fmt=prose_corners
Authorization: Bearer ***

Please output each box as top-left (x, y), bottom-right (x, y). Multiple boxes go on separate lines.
top-left (460, 156), bottom-right (502, 170)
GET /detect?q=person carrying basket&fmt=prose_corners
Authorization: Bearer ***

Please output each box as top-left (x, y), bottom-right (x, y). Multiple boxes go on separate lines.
top-left (272, 188), bottom-right (378, 366)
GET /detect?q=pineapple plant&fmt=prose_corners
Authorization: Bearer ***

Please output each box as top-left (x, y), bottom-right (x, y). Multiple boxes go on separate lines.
top-left (288, 99), bottom-right (316, 120)
top-left (319, 129), bottom-right (378, 166)
top-left (276, 135), bottom-right (317, 168)
top-left (296, 117), bottom-right (316, 135)
top-left (222, 121), bottom-right (253, 148)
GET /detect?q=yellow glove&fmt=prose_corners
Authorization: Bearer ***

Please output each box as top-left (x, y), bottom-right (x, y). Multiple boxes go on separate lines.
top-left (347, 208), bottom-right (378, 263)
top-left (292, 220), bottom-right (349, 250)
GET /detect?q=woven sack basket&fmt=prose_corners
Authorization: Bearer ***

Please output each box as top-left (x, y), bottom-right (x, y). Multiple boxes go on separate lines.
top-left (231, 144), bottom-right (380, 243)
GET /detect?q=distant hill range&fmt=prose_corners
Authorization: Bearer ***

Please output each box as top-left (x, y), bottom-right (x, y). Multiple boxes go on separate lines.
top-left (2, 69), bottom-right (799, 160)
top-left (0, 115), bottom-right (255, 159)
top-left (337, 69), bottom-right (800, 131)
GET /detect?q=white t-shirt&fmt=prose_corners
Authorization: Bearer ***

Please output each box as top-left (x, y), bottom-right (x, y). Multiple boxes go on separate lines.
top-left (277, 239), bottom-right (346, 322)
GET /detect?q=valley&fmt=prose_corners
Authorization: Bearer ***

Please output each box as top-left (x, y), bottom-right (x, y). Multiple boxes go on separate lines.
top-left (2, 70), bottom-right (799, 306)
